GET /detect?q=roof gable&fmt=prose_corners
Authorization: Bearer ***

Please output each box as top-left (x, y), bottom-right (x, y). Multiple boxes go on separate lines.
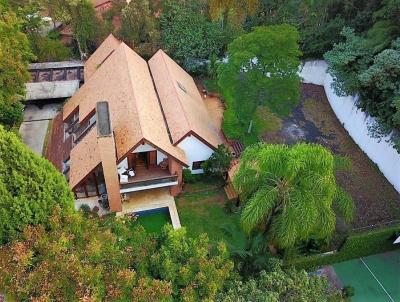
top-left (84, 34), bottom-right (121, 80)
top-left (148, 50), bottom-right (221, 149)
top-left (64, 43), bottom-right (187, 187)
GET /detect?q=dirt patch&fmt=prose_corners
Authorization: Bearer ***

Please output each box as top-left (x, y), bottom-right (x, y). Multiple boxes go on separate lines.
top-left (262, 83), bottom-right (400, 228)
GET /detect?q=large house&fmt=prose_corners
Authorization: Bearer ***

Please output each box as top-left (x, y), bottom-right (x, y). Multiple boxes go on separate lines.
top-left (51, 34), bottom-right (220, 213)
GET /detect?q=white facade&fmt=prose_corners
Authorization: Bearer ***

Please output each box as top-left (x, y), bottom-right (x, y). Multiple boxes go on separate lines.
top-left (177, 135), bottom-right (214, 174)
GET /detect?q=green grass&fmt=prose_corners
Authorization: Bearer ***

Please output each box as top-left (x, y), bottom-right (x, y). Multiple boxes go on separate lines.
top-left (176, 188), bottom-right (244, 244)
top-left (203, 78), bottom-right (220, 93)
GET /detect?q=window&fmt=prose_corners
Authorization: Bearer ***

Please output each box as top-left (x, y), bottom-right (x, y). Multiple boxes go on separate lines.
top-left (192, 161), bottom-right (204, 170)
top-left (177, 81), bottom-right (187, 93)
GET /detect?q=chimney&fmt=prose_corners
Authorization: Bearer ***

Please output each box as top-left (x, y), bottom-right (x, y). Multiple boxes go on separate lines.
top-left (96, 101), bottom-right (122, 212)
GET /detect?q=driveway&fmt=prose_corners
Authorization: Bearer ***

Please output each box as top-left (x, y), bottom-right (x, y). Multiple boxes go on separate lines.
top-left (19, 103), bottom-right (62, 155)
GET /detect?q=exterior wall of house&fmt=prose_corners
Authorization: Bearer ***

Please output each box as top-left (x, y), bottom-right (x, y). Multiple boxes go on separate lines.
top-left (168, 157), bottom-right (183, 196)
top-left (177, 135), bottom-right (214, 174)
top-left (117, 144), bottom-right (168, 170)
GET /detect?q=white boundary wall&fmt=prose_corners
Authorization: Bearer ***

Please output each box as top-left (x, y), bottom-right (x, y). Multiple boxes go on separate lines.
top-left (300, 60), bottom-right (400, 193)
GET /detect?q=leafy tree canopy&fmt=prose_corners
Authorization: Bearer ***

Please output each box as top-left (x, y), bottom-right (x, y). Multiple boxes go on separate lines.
top-left (160, 0), bottom-right (236, 72)
top-left (217, 259), bottom-right (345, 302)
top-left (0, 2), bottom-right (34, 128)
top-left (218, 25), bottom-right (301, 143)
top-left (233, 143), bottom-right (354, 249)
top-left (118, 0), bottom-right (160, 58)
top-left (0, 127), bottom-right (74, 243)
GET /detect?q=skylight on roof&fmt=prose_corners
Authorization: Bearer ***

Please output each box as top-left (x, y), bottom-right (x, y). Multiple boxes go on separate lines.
top-left (177, 81), bottom-right (187, 93)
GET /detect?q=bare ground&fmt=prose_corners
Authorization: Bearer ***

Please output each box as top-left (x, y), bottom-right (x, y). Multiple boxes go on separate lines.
top-left (262, 84), bottom-right (400, 228)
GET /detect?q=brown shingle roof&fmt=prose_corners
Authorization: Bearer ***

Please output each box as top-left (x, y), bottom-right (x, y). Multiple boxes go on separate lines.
top-left (69, 127), bottom-right (101, 188)
top-left (148, 50), bottom-right (221, 149)
top-left (64, 39), bottom-right (187, 188)
top-left (84, 34), bottom-right (121, 80)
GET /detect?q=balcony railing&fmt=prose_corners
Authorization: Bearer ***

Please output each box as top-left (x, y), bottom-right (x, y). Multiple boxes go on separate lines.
top-left (120, 175), bottom-right (178, 193)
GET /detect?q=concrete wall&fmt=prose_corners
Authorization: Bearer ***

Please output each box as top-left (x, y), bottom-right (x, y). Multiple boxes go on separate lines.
top-left (177, 135), bottom-right (214, 174)
top-left (300, 61), bottom-right (400, 193)
top-left (26, 80), bottom-right (80, 100)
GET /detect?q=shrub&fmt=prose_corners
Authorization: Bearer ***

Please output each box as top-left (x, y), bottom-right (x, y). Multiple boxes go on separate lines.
top-left (0, 126), bottom-right (74, 243)
top-left (343, 285), bottom-right (355, 297)
top-left (288, 223), bottom-right (400, 269)
top-left (182, 169), bottom-right (200, 184)
top-left (202, 144), bottom-right (233, 179)
top-left (79, 204), bottom-right (91, 216)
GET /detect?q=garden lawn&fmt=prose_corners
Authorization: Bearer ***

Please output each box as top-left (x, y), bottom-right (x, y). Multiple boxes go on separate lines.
top-left (176, 188), bottom-right (244, 244)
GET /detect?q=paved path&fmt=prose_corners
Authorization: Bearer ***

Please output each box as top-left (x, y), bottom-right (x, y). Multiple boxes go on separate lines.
top-left (19, 103), bottom-right (62, 155)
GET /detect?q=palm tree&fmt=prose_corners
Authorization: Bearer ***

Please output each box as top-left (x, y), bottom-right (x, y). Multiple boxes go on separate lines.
top-left (220, 223), bottom-right (269, 277)
top-left (233, 143), bottom-right (354, 249)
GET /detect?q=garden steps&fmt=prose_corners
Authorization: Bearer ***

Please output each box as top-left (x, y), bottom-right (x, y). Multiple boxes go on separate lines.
top-left (224, 182), bottom-right (238, 200)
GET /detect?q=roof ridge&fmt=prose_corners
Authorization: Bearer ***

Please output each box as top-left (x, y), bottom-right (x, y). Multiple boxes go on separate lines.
top-left (121, 44), bottom-right (145, 141)
top-left (159, 50), bottom-right (192, 139)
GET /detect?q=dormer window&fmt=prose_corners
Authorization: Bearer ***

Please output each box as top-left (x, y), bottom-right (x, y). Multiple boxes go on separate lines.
top-left (177, 81), bottom-right (187, 94)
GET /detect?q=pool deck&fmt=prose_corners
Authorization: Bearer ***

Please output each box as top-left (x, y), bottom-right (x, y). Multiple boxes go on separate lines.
top-left (117, 188), bottom-right (181, 229)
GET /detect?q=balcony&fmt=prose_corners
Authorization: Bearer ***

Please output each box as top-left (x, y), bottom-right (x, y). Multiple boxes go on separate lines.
top-left (119, 165), bottom-right (178, 194)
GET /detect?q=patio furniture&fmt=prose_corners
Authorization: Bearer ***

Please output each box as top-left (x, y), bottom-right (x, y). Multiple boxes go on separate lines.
top-left (159, 158), bottom-right (168, 170)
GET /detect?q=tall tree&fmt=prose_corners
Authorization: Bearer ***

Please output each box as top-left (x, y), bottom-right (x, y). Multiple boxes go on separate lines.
top-left (0, 2), bottom-right (34, 128)
top-left (218, 25), bottom-right (301, 142)
top-left (0, 126), bottom-right (74, 243)
top-left (118, 0), bottom-right (160, 57)
top-left (40, 0), bottom-right (100, 59)
top-left (233, 143), bottom-right (354, 249)
top-left (324, 27), bottom-right (373, 96)
top-left (160, 0), bottom-right (229, 72)
top-left (208, 0), bottom-right (259, 27)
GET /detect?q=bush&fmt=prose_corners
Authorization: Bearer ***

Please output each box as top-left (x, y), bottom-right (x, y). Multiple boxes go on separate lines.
top-left (343, 285), bottom-right (355, 297)
top-left (79, 204), bottom-right (91, 216)
top-left (183, 169), bottom-right (200, 184)
top-left (0, 127), bottom-right (74, 243)
top-left (30, 34), bottom-right (71, 62)
top-left (288, 223), bottom-right (400, 269)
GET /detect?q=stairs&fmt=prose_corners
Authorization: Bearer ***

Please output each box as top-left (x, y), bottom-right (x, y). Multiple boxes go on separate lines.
top-left (224, 182), bottom-right (238, 200)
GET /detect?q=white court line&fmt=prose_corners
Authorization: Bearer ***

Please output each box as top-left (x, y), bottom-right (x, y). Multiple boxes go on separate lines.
top-left (360, 257), bottom-right (395, 302)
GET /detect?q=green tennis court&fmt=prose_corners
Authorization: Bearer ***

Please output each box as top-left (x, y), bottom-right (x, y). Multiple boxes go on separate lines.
top-left (333, 250), bottom-right (400, 302)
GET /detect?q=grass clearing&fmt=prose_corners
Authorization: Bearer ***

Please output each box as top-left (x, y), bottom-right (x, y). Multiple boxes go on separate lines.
top-left (176, 188), bottom-right (243, 244)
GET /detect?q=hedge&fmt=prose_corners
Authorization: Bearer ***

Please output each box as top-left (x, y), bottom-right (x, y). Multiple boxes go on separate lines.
top-left (287, 223), bottom-right (400, 269)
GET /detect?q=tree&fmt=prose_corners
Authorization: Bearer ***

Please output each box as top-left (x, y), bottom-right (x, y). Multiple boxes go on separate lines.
top-left (160, 0), bottom-right (229, 72)
top-left (0, 209), bottom-right (173, 301)
top-left (40, 0), bottom-right (101, 59)
top-left (208, 0), bottom-right (259, 27)
top-left (0, 2), bottom-right (34, 128)
top-left (324, 27), bottom-right (373, 96)
top-left (118, 0), bottom-right (160, 58)
top-left (151, 225), bottom-right (234, 301)
top-left (0, 126), bottom-right (74, 243)
top-left (218, 25), bottom-right (301, 143)
top-left (202, 144), bottom-right (233, 179)
top-left (217, 259), bottom-right (345, 302)
top-left (358, 39), bottom-right (400, 130)
top-left (233, 143), bottom-right (354, 249)
top-left (221, 223), bottom-right (270, 277)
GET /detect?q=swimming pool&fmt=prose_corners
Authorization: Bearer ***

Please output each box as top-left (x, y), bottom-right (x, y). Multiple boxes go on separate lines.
top-left (136, 207), bottom-right (172, 233)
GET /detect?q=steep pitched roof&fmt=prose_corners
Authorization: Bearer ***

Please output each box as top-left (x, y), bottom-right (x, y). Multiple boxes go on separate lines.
top-left (148, 50), bottom-right (221, 149)
top-left (65, 42), bottom-right (187, 188)
top-left (84, 34), bottom-right (121, 80)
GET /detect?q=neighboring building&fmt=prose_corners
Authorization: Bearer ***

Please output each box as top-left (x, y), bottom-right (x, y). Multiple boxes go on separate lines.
top-left (48, 34), bottom-right (220, 213)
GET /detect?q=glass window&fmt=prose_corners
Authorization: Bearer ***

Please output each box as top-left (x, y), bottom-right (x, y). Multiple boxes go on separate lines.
top-left (75, 184), bottom-right (86, 199)
top-left (86, 174), bottom-right (97, 197)
top-left (192, 161), bottom-right (204, 170)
